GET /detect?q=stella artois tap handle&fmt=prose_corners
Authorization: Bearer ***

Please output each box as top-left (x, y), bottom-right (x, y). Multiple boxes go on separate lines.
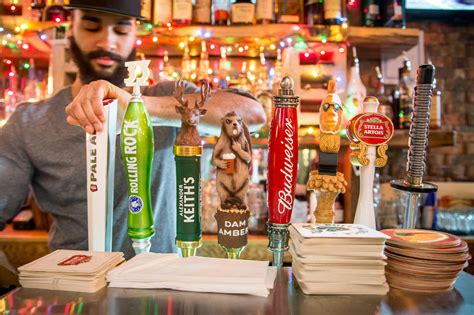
top-left (121, 60), bottom-right (156, 255)
top-left (267, 76), bottom-right (299, 267)
top-left (307, 80), bottom-right (347, 224)
top-left (347, 97), bottom-right (394, 229)
top-left (86, 99), bottom-right (118, 252)
top-left (391, 64), bottom-right (438, 228)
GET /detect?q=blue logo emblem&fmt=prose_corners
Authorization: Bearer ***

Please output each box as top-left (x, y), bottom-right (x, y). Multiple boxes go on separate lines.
top-left (129, 196), bottom-right (143, 214)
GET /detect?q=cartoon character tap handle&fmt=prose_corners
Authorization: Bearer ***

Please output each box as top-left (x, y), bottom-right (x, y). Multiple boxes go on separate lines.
top-left (307, 80), bottom-right (347, 224)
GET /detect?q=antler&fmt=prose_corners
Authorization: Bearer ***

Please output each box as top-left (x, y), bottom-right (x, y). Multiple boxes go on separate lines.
top-left (173, 79), bottom-right (188, 108)
top-left (195, 80), bottom-right (211, 109)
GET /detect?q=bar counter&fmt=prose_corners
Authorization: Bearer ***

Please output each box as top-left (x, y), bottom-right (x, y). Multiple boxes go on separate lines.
top-left (2, 268), bottom-right (473, 314)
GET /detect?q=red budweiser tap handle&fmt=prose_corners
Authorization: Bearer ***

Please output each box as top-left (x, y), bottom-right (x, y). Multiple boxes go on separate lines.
top-left (267, 77), bottom-right (299, 224)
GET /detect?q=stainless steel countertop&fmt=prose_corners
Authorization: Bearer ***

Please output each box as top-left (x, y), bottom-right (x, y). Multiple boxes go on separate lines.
top-left (2, 269), bottom-right (473, 314)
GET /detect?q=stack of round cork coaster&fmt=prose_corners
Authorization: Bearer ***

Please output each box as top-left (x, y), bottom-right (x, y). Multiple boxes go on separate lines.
top-left (381, 229), bottom-right (471, 292)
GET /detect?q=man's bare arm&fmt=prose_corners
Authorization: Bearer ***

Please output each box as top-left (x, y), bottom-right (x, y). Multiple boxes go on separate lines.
top-left (66, 80), bottom-right (266, 135)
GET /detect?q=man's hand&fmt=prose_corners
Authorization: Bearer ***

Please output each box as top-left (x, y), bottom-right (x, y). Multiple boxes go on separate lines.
top-left (65, 80), bottom-right (131, 134)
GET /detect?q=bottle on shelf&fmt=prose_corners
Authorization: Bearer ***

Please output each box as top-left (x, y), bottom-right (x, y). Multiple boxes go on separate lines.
top-left (256, 0), bottom-right (274, 24)
top-left (173, 0), bottom-right (193, 25)
top-left (218, 47), bottom-right (229, 89)
top-left (141, 0), bottom-right (153, 21)
top-left (398, 54), bottom-right (415, 129)
top-left (430, 78), bottom-right (442, 129)
top-left (194, 0), bottom-right (212, 24)
top-left (153, 0), bottom-right (172, 25)
top-left (304, 0), bottom-right (324, 26)
top-left (161, 50), bottom-right (175, 81)
top-left (345, 0), bottom-right (363, 26)
top-left (324, 0), bottom-right (343, 25)
top-left (343, 46), bottom-right (367, 124)
top-left (181, 42), bottom-right (192, 81)
top-left (383, 0), bottom-right (406, 28)
top-left (213, 0), bottom-right (231, 25)
top-left (29, 1), bottom-right (46, 22)
top-left (198, 41), bottom-right (211, 82)
top-left (271, 48), bottom-right (283, 95)
top-left (391, 80), bottom-right (401, 130)
top-left (276, 0), bottom-right (301, 24)
top-left (363, 0), bottom-right (381, 27)
top-left (231, 0), bottom-right (255, 25)
top-left (375, 66), bottom-right (392, 120)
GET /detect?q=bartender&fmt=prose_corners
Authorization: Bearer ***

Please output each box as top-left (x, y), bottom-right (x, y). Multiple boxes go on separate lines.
top-left (0, 0), bottom-right (265, 259)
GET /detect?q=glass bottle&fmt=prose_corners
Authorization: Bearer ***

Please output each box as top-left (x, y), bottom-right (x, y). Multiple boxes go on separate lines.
top-left (324, 0), bottom-right (342, 25)
top-left (198, 41), bottom-right (210, 82)
top-left (181, 42), bottom-right (192, 81)
top-left (383, 0), bottom-right (406, 28)
top-left (194, 0), bottom-right (212, 24)
top-left (375, 66), bottom-right (392, 120)
top-left (430, 78), bottom-right (442, 129)
top-left (343, 46), bottom-right (366, 123)
top-left (213, 0), bottom-right (231, 25)
top-left (276, 0), bottom-right (301, 23)
top-left (153, 0), bottom-right (172, 25)
top-left (173, 0), bottom-right (193, 25)
top-left (256, 0), bottom-right (274, 24)
top-left (231, 0), bottom-right (255, 25)
top-left (346, 0), bottom-right (363, 26)
top-left (363, 0), bottom-right (381, 27)
top-left (304, 0), bottom-right (324, 26)
top-left (398, 57), bottom-right (415, 129)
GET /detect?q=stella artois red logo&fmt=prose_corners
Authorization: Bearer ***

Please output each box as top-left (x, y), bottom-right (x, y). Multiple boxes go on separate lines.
top-left (58, 255), bottom-right (92, 266)
top-left (90, 184), bottom-right (98, 192)
top-left (347, 113), bottom-right (394, 145)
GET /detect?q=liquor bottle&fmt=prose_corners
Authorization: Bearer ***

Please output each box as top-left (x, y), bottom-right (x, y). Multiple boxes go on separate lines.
top-left (141, 0), bottom-right (152, 21)
top-left (363, 0), bottom-right (381, 27)
top-left (231, 0), bottom-right (255, 25)
top-left (198, 41), bottom-right (210, 81)
top-left (29, 1), bottom-right (45, 22)
top-left (181, 42), bottom-right (192, 81)
top-left (194, 0), bottom-right (212, 24)
top-left (304, 0), bottom-right (324, 26)
top-left (213, 0), bottom-right (231, 25)
top-left (271, 48), bottom-right (283, 94)
top-left (153, 0), bottom-right (172, 25)
top-left (383, 0), bottom-right (405, 28)
top-left (218, 47), bottom-right (229, 88)
top-left (398, 56), bottom-right (415, 129)
top-left (430, 78), bottom-right (441, 129)
top-left (256, 0), bottom-right (274, 24)
top-left (343, 46), bottom-right (366, 123)
top-left (346, 0), bottom-right (363, 26)
top-left (276, 0), bottom-right (301, 23)
top-left (173, 0), bottom-right (193, 24)
top-left (161, 50), bottom-right (175, 81)
top-left (391, 81), bottom-right (401, 130)
top-left (324, 0), bottom-right (342, 25)
top-left (375, 66), bottom-right (392, 120)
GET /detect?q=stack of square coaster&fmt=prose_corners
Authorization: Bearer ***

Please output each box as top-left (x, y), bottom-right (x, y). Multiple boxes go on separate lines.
top-left (381, 229), bottom-right (471, 292)
top-left (19, 250), bottom-right (124, 293)
top-left (289, 223), bottom-right (389, 295)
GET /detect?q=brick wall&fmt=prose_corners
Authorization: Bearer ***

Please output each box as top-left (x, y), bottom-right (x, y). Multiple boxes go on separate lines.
top-left (358, 20), bottom-right (474, 182)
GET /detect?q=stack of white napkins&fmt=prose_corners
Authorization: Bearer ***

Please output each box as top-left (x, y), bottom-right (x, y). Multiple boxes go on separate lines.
top-left (290, 223), bottom-right (390, 295)
top-left (107, 253), bottom-right (277, 297)
top-left (19, 250), bottom-right (124, 293)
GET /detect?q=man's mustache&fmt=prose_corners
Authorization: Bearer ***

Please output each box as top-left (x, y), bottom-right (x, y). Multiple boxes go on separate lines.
top-left (87, 50), bottom-right (124, 63)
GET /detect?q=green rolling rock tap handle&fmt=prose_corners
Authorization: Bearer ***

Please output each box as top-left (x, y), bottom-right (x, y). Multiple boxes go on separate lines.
top-left (121, 60), bottom-right (155, 255)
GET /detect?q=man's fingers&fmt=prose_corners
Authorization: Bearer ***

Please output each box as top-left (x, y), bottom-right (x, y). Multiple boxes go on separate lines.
top-left (70, 103), bottom-right (94, 134)
top-left (66, 115), bottom-right (80, 126)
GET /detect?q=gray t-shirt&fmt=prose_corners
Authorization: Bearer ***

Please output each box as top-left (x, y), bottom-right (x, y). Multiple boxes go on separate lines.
top-left (0, 81), bottom-right (199, 259)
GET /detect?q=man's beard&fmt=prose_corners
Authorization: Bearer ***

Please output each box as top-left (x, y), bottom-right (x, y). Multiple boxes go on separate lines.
top-left (69, 36), bottom-right (135, 87)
